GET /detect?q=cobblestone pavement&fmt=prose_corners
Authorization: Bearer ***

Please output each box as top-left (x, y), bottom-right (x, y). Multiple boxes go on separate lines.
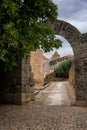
top-left (0, 81), bottom-right (87, 130)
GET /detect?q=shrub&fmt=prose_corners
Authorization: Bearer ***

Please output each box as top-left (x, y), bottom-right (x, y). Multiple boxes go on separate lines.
top-left (54, 59), bottom-right (73, 78)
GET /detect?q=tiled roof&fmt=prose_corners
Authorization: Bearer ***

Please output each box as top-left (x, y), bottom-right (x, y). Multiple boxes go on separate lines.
top-left (52, 51), bottom-right (60, 57)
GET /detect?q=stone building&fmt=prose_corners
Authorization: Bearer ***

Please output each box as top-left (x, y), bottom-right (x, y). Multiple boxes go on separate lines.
top-left (43, 55), bottom-right (50, 78)
top-left (49, 51), bottom-right (74, 72)
top-left (30, 50), bottom-right (50, 85)
top-left (49, 51), bottom-right (60, 72)
top-left (30, 49), bottom-right (74, 85)
top-left (51, 51), bottom-right (60, 59)
top-left (30, 49), bottom-right (44, 85)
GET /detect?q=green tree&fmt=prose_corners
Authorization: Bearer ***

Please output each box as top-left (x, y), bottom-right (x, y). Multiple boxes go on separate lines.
top-left (0, 0), bottom-right (62, 71)
top-left (54, 59), bottom-right (73, 78)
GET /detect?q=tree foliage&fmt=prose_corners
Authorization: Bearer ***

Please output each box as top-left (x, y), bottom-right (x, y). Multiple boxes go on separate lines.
top-left (54, 59), bottom-right (73, 78)
top-left (0, 0), bottom-right (62, 71)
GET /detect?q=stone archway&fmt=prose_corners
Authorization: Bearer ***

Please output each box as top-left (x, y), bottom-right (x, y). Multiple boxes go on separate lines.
top-left (0, 20), bottom-right (87, 106)
top-left (52, 20), bottom-right (87, 106)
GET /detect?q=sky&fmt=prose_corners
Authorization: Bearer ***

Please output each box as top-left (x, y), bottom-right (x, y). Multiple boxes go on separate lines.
top-left (44, 0), bottom-right (87, 58)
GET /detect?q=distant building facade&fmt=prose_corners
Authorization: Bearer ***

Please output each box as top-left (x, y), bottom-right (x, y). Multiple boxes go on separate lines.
top-left (30, 49), bottom-right (74, 85)
top-left (49, 52), bottom-right (74, 72)
top-left (30, 49), bottom-right (44, 85)
top-left (43, 55), bottom-right (50, 78)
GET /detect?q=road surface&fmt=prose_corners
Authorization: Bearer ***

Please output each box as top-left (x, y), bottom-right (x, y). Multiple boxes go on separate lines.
top-left (36, 81), bottom-right (71, 106)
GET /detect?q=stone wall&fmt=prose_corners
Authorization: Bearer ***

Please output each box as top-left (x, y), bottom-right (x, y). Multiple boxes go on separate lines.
top-left (21, 57), bottom-right (35, 104)
top-left (43, 59), bottom-right (50, 78)
top-left (52, 20), bottom-right (87, 106)
top-left (0, 59), bottom-right (22, 104)
top-left (0, 20), bottom-right (87, 106)
top-left (0, 57), bottom-right (35, 104)
top-left (30, 49), bottom-right (44, 85)
top-left (75, 33), bottom-right (87, 106)
top-left (69, 62), bottom-right (75, 86)
top-left (49, 55), bottom-right (74, 73)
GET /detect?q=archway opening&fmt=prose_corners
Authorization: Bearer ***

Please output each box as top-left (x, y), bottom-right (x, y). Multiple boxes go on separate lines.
top-left (42, 20), bottom-right (87, 106)
top-left (31, 20), bottom-right (87, 106)
top-left (44, 35), bottom-right (74, 57)
top-left (44, 35), bottom-right (74, 81)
